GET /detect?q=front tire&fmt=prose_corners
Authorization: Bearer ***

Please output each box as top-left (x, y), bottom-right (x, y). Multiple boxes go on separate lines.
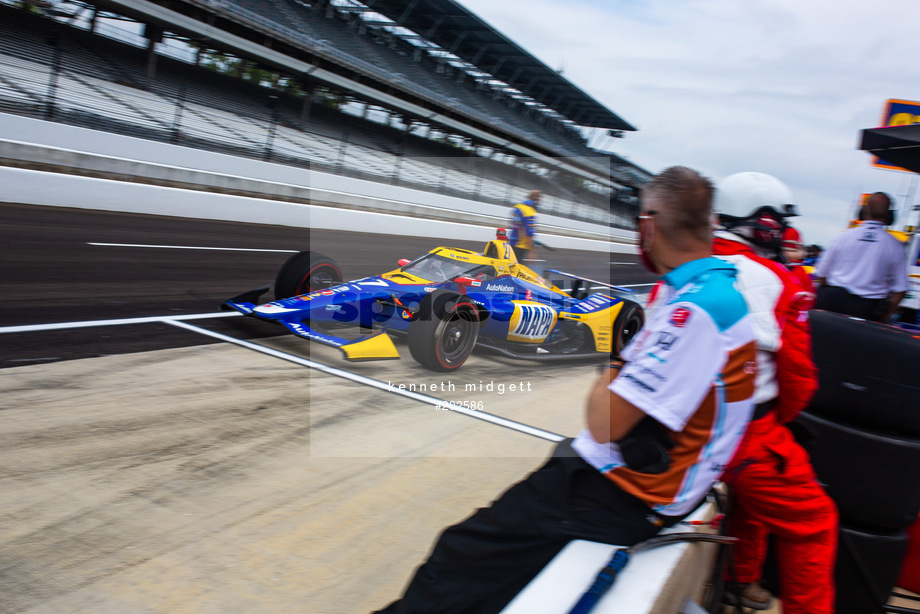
top-left (408, 291), bottom-right (480, 371)
top-left (274, 251), bottom-right (343, 300)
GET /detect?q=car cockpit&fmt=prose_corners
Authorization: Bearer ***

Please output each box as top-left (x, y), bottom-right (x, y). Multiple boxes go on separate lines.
top-left (483, 227), bottom-right (518, 263)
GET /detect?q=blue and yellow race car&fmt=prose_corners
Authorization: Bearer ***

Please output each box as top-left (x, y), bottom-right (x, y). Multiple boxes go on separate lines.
top-left (222, 230), bottom-right (643, 371)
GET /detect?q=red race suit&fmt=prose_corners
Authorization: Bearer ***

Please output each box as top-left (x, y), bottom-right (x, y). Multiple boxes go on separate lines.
top-left (713, 232), bottom-right (838, 614)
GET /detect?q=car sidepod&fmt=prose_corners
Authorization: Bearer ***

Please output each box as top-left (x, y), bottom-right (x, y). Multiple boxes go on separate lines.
top-left (505, 301), bottom-right (559, 343)
top-left (557, 294), bottom-right (631, 354)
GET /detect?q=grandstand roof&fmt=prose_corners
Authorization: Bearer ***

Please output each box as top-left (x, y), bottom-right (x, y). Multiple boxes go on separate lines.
top-left (365, 0), bottom-right (635, 132)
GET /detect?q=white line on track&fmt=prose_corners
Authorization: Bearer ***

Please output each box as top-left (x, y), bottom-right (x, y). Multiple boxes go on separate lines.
top-left (164, 319), bottom-right (565, 442)
top-left (0, 311), bottom-right (240, 334)
top-left (2, 311), bottom-right (564, 442)
top-left (88, 242), bottom-right (299, 253)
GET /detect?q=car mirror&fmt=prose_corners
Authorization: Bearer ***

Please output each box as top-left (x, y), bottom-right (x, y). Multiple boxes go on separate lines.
top-left (398, 258), bottom-right (411, 267)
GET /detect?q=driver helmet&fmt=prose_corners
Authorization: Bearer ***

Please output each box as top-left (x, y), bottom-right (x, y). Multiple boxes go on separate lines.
top-left (714, 172), bottom-right (798, 258)
top-left (495, 227), bottom-right (508, 241)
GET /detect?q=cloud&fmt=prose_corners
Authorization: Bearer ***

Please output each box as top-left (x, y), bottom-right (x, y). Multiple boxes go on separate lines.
top-left (456, 0), bottom-right (920, 245)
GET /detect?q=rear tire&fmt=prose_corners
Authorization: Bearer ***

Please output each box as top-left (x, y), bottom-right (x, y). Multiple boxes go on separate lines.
top-left (408, 291), bottom-right (480, 371)
top-left (613, 300), bottom-right (644, 356)
top-left (274, 251), bottom-right (343, 300)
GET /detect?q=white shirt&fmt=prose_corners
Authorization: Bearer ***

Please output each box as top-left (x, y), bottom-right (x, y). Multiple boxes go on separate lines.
top-left (573, 258), bottom-right (756, 517)
top-left (815, 221), bottom-right (908, 299)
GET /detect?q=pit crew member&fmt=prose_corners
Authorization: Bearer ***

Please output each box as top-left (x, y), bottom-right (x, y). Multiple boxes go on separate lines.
top-left (374, 166), bottom-right (757, 614)
top-left (712, 171), bottom-right (837, 613)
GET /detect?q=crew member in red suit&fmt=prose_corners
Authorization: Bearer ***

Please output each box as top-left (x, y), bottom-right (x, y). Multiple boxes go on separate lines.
top-left (781, 226), bottom-right (815, 294)
top-left (712, 172), bottom-right (838, 613)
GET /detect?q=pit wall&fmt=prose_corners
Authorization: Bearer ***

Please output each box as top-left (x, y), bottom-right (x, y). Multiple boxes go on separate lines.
top-left (0, 113), bottom-right (636, 253)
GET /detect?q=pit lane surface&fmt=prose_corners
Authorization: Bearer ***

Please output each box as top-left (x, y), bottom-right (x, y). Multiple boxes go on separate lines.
top-left (0, 201), bottom-right (655, 613)
top-left (2, 342), bottom-right (606, 614)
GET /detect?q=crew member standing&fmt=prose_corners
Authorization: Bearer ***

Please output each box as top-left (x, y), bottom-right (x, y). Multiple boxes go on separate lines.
top-left (509, 190), bottom-right (540, 263)
top-left (814, 192), bottom-right (908, 323)
top-left (712, 171), bottom-right (837, 613)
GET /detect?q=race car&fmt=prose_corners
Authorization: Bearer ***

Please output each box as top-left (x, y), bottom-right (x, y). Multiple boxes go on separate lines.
top-left (222, 229), bottom-right (644, 371)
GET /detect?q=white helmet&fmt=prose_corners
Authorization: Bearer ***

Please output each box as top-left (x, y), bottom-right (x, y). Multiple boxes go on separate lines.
top-left (714, 172), bottom-right (797, 220)
top-left (714, 172), bottom-right (799, 258)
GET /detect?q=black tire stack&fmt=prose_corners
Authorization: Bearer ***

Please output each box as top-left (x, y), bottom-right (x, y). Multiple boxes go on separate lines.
top-left (791, 309), bottom-right (920, 613)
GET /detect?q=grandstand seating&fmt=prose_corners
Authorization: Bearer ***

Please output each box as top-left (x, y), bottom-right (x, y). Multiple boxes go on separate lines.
top-left (0, 2), bottom-right (637, 228)
top-left (197, 0), bottom-right (627, 171)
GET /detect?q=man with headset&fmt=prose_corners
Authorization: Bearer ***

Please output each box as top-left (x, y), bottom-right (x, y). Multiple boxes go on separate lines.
top-left (815, 192), bottom-right (908, 323)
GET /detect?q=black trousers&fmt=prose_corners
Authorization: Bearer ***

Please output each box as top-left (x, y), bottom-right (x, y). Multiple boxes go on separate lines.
top-left (815, 285), bottom-right (885, 321)
top-left (375, 440), bottom-right (684, 614)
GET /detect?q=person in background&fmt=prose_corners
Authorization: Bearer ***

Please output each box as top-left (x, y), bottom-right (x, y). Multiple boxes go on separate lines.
top-left (509, 190), bottom-right (540, 263)
top-left (782, 226), bottom-right (815, 293)
top-left (802, 244), bottom-right (823, 267)
top-left (814, 192), bottom-right (908, 323)
top-left (712, 171), bottom-right (837, 614)
top-left (375, 167), bottom-right (757, 614)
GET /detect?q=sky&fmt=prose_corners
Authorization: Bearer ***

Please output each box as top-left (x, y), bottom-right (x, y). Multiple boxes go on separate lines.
top-left (455, 0), bottom-right (920, 247)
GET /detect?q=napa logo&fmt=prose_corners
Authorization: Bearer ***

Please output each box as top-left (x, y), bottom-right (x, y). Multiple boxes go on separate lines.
top-left (508, 302), bottom-right (557, 343)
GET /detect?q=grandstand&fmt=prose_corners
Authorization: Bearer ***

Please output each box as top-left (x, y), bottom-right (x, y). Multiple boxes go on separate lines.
top-left (0, 0), bottom-right (651, 228)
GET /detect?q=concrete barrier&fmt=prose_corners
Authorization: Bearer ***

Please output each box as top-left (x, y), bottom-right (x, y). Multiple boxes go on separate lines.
top-left (0, 113), bottom-right (637, 252)
top-left (0, 166), bottom-right (629, 251)
top-left (500, 502), bottom-right (721, 614)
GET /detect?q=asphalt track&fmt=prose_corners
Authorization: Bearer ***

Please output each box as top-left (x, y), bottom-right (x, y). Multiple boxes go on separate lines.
top-left (0, 202), bottom-right (655, 369)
